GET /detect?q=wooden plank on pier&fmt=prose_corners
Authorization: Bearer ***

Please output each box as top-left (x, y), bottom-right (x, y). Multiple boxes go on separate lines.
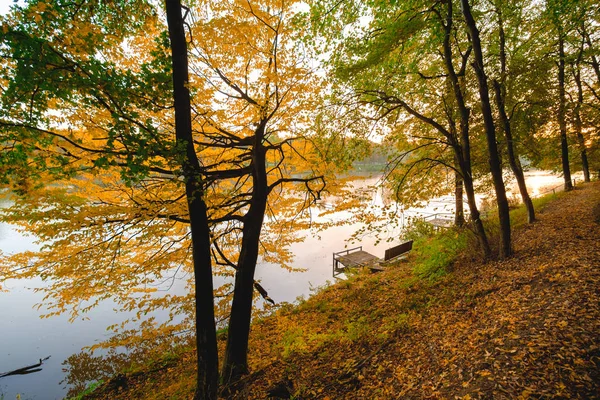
top-left (423, 213), bottom-right (455, 229)
top-left (333, 242), bottom-right (411, 277)
top-left (336, 250), bottom-right (380, 269)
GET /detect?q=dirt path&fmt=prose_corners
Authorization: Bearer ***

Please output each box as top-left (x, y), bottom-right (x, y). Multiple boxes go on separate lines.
top-left (245, 182), bottom-right (600, 399)
top-left (352, 182), bottom-right (600, 399)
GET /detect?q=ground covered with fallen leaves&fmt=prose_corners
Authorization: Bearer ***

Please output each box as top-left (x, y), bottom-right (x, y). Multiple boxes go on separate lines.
top-left (85, 182), bottom-right (600, 399)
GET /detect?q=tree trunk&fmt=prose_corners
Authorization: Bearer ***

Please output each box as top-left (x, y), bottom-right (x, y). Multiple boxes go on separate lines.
top-left (454, 160), bottom-right (465, 227)
top-left (461, 162), bottom-right (490, 254)
top-left (573, 41), bottom-right (591, 183)
top-left (461, 0), bottom-right (512, 259)
top-left (442, 0), bottom-right (490, 257)
top-left (222, 122), bottom-right (269, 386)
top-left (557, 34), bottom-right (573, 191)
top-left (165, 1), bottom-right (219, 399)
top-left (583, 28), bottom-right (600, 88)
top-left (492, 6), bottom-right (534, 223)
top-left (493, 80), bottom-right (535, 223)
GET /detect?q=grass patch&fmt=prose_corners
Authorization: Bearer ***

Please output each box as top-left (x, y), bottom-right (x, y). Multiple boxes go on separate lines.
top-left (510, 191), bottom-right (562, 228)
top-left (298, 298), bottom-right (330, 313)
top-left (66, 380), bottom-right (104, 400)
top-left (378, 313), bottom-right (410, 338)
top-left (345, 316), bottom-right (371, 341)
top-left (483, 190), bottom-right (565, 246)
top-left (404, 219), bottom-right (472, 279)
top-left (280, 327), bottom-right (308, 358)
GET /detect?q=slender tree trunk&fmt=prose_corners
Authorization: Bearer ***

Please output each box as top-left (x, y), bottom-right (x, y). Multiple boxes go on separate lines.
top-left (573, 42), bottom-right (591, 182)
top-left (583, 29), bottom-right (600, 87)
top-left (454, 159), bottom-right (465, 227)
top-left (557, 34), bottom-right (573, 191)
top-left (461, 162), bottom-right (490, 252)
top-left (442, 0), bottom-right (490, 257)
top-left (492, 7), bottom-right (534, 223)
top-left (461, 0), bottom-right (512, 259)
top-left (581, 30), bottom-right (600, 103)
top-left (222, 122), bottom-right (269, 386)
top-left (493, 81), bottom-right (535, 223)
top-left (165, 1), bottom-right (219, 399)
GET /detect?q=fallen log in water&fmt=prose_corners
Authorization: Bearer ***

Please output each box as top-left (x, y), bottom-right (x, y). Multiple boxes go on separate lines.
top-left (0, 356), bottom-right (51, 378)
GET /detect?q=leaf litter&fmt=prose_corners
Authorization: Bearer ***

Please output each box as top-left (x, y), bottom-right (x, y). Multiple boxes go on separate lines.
top-left (85, 182), bottom-right (600, 399)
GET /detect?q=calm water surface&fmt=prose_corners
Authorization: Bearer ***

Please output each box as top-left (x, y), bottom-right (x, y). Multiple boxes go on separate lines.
top-left (0, 171), bottom-right (567, 399)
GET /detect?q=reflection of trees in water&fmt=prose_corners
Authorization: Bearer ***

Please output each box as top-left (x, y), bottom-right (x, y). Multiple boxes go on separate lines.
top-left (0, 199), bottom-right (10, 241)
top-left (62, 351), bottom-right (130, 397)
top-left (62, 335), bottom-right (193, 398)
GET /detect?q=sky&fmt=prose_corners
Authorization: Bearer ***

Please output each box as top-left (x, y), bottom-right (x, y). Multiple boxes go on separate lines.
top-left (0, 0), bottom-right (18, 16)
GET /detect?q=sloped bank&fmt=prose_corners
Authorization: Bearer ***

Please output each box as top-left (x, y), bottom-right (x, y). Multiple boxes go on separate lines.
top-left (81, 182), bottom-right (600, 399)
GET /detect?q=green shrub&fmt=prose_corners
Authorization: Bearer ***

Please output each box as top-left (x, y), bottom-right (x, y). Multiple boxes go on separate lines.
top-left (410, 227), bottom-right (470, 279)
top-left (403, 217), bottom-right (436, 242)
top-left (280, 327), bottom-right (307, 358)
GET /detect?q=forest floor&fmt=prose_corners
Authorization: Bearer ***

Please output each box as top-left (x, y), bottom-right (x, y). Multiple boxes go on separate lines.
top-left (83, 181), bottom-right (600, 400)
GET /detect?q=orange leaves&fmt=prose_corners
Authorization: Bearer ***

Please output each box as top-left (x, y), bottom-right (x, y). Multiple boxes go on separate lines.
top-left (188, 0), bottom-right (323, 132)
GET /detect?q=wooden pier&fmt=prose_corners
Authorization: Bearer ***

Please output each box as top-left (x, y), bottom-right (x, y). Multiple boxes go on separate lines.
top-left (333, 246), bottom-right (380, 276)
top-left (333, 241), bottom-right (413, 277)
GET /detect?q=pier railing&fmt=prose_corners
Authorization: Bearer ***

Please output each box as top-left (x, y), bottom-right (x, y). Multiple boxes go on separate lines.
top-left (332, 246), bottom-right (363, 277)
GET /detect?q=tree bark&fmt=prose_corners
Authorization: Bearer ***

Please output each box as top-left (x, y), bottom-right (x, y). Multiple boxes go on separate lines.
top-left (454, 158), bottom-right (465, 227)
top-left (165, 1), bottom-right (219, 399)
top-left (493, 80), bottom-right (534, 223)
top-left (492, 7), bottom-right (534, 223)
top-left (573, 39), bottom-right (591, 182)
top-left (442, 0), bottom-right (491, 257)
top-left (221, 121), bottom-right (269, 386)
top-left (557, 33), bottom-right (573, 191)
top-left (582, 27), bottom-right (600, 88)
top-left (460, 0), bottom-right (512, 259)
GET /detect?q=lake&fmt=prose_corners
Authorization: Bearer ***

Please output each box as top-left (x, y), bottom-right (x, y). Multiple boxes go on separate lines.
top-left (0, 171), bottom-right (569, 399)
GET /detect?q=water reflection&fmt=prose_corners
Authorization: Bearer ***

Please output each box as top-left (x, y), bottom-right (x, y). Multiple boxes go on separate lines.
top-left (61, 334), bottom-right (192, 398)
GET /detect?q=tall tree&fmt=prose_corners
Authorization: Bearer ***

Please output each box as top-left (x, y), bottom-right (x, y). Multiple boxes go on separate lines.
top-left (572, 30), bottom-right (591, 182)
top-left (547, 0), bottom-right (574, 191)
top-left (439, 0), bottom-right (490, 255)
top-left (576, 0), bottom-right (600, 179)
top-left (491, 0), bottom-right (535, 223)
top-left (165, 1), bottom-right (218, 397)
top-left (461, 0), bottom-right (512, 258)
top-left (184, 0), bottom-right (327, 384)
